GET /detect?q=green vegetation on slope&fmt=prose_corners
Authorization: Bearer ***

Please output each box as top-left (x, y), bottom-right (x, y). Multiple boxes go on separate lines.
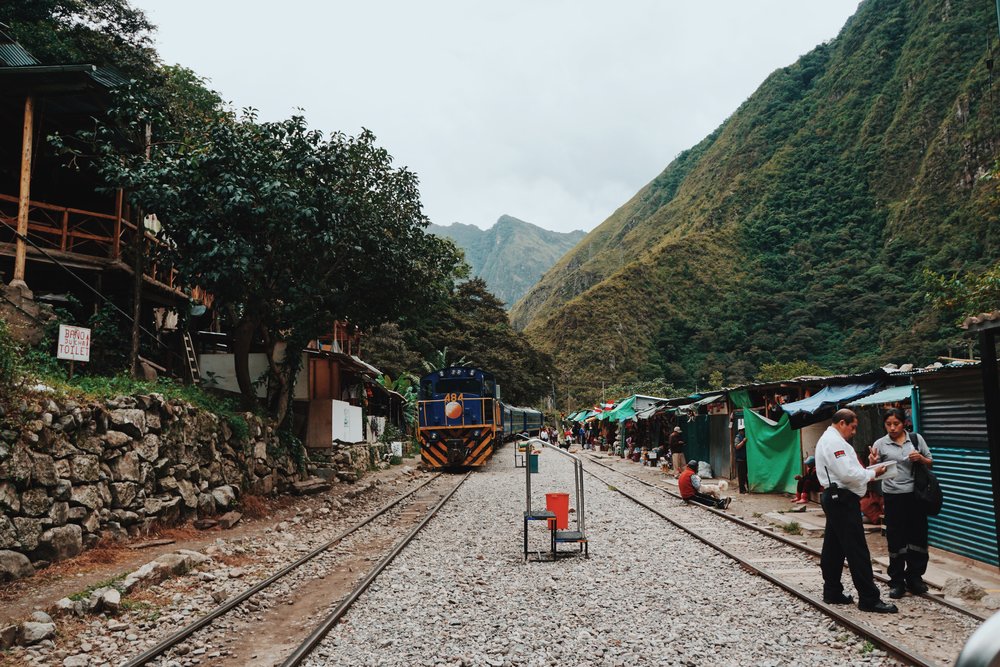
top-left (512, 0), bottom-right (1000, 403)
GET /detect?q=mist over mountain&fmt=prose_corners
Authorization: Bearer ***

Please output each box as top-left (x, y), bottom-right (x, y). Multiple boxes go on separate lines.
top-left (429, 216), bottom-right (586, 308)
top-left (509, 0), bottom-right (1000, 400)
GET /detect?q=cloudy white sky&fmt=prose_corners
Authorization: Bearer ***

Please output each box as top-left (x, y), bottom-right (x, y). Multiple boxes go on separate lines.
top-left (132, 1), bottom-right (861, 234)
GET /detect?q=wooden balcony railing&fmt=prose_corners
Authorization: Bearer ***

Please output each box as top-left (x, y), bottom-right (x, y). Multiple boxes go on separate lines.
top-left (0, 192), bottom-right (178, 289)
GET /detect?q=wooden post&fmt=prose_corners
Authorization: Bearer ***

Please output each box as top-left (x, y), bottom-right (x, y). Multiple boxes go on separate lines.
top-left (129, 122), bottom-right (152, 378)
top-left (11, 95), bottom-right (34, 288)
top-left (60, 209), bottom-right (69, 251)
top-left (113, 189), bottom-right (123, 259)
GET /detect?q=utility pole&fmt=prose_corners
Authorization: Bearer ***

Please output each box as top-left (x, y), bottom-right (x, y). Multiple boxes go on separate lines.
top-left (130, 121), bottom-right (151, 378)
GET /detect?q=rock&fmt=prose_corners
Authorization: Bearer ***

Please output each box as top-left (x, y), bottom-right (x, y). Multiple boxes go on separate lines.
top-left (30, 611), bottom-right (52, 624)
top-left (292, 478), bottom-right (332, 495)
top-left (52, 479), bottom-right (72, 502)
top-left (0, 481), bottom-right (20, 513)
top-left (48, 501), bottom-right (69, 527)
top-left (102, 431), bottom-right (130, 448)
top-left (218, 511), bottom-right (242, 529)
top-left (108, 409), bottom-right (146, 438)
top-left (194, 519), bottom-right (218, 530)
top-left (0, 516), bottom-right (18, 550)
top-left (0, 624), bottom-right (16, 650)
top-left (70, 455), bottom-right (100, 483)
top-left (81, 511), bottom-right (100, 534)
top-left (20, 488), bottom-right (53, 517)
top-left (50, 598), bottom-right (80, 618)
top-left (63, 655), bottom-right (90, 667)
top-left (88, 587), bottom-right (121, 615)
top-left (211, 485), bottom-right (237, 510)
top-left (0, 550), bottom-right (34, 581)
top-left (0, 444), bottom-right (33, 485)
top-left (944, 577), bottom-right (987, 601)
top-left (18, 621), bottom-right (55, 645)
top-left (145, 411), bottom-right (161, 432)
top-left (110, 482), bottom-right (138, 509)
top-left (197, 493), bottom-right (215, 516)
top-left (983, 594), bottom-right (1000, 611)
top-left (31, 453), bottom-right (57, 487)
top-left (37, 524), bottom-right (82, 561)
top-left (155, 552), bottom-right (194, 575)
top-left (174, 549), bottom-right (211, 565)
top-left (69, 485), bottom-right (102, 510)
top-left (121, 561), bottom-right (166, 593)
top-left (177, 479), bottom-right (199, 509)
top-left (136, 434), bottom-right (159, 461)
top-left (13, 517), bottom-right (44, 551)
top-left (111, 451), bottom-right (142, 482)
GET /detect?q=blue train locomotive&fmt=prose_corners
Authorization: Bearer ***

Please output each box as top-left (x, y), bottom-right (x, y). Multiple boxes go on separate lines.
top-left (417, 366), bottom-right (543, 468)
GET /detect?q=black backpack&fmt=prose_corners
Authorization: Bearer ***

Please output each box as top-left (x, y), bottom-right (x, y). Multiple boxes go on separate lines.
top-left (911, 434), bottom-right (943, 515)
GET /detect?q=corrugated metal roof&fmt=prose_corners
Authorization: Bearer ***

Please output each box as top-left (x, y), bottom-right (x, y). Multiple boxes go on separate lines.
top-left (846, 384), bottom-right (913, 407)
top-left (0, 42), bottom-right (39, 67)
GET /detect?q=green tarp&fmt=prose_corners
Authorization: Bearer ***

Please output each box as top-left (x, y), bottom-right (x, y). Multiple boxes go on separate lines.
top-left (744, 409), bottom-right (800, 493)
top-left (681, 416), bottom-right (711, 466)
top-left (728, 389), bottom-right (753, 409)
top-left (602, 396), bottom-right (637, 422)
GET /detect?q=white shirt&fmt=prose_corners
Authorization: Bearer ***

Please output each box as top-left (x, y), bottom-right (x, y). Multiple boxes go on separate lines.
top-left (814, 425), bottom-right (874, 498)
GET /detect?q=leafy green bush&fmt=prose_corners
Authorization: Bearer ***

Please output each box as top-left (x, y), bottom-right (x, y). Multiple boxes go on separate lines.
top-left (0, 319), bottom-right (21, 389)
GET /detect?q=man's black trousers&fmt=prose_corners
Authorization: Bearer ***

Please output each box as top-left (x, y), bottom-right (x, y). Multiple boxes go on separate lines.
top-left (820, 490), bottom-right (880, 605)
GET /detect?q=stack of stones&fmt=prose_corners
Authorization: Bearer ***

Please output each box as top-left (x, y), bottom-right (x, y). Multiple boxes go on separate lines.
top-left (0, 392), bottom-right (305, 582)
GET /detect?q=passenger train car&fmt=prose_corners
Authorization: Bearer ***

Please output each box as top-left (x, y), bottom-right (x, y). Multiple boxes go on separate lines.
top-left (418, 366), bottom-right (543, 468)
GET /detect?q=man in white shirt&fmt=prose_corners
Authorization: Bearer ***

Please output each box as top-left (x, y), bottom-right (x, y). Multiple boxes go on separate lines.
top-left (814, 409), bottom-right (897, 614)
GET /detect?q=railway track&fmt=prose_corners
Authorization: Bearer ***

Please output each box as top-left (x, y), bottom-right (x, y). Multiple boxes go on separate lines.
top-left (580, 454), bottom-right (981, 667)
top-left (120, 471), bottom-right (469, 667)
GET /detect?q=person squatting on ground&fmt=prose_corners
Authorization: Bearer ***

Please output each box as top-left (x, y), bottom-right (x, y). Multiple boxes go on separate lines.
top-left (794, 455), bottom-right (821, 503)
top-left (678, 460), bottom-right (731, 509)
top-left (734, 429), bottom-right (749, 494)
top-left (669, 427), bottom-right (686, 478)
top-left (869, 407), bottom-right (933, 599)
top-left (815, 409), bottom-right (897, 614)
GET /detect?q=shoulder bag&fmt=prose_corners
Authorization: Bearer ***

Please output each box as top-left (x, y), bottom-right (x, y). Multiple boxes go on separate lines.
top-left (911, 434), bottom-right (943, 515)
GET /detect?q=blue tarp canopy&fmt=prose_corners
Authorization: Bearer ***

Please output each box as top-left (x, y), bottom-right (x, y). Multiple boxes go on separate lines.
top-left (846, 384), bottom-right (912, 407)
top-left (781, 382), bottom-right (879, 417)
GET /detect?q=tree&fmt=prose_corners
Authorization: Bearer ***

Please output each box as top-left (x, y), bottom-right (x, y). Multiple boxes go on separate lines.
top-left (83, 97), bottom-right (463, 423)
top-left (420, 279), bottom-right (553, 405)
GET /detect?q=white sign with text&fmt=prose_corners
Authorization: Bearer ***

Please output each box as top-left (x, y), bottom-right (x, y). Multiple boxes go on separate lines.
top-left (57, 325), bottom-right (91, 362)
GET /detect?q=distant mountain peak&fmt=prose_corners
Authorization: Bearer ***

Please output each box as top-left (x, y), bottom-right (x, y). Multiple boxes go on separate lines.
top-left (429, 216), bottom-right (586, 308)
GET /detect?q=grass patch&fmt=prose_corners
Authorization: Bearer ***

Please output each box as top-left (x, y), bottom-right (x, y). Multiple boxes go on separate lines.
top-left (752, 512), bottom-right (762, 518)
top-left (782, 521), bottom-right (803, 535)
top-left (68, 573), bottom-right (126, 601)
top-left (860, 640), bottom-right (875, 654)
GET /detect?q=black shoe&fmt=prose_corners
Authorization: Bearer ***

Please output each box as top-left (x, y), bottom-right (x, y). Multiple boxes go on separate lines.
top-left (907, 580), bottom-right (929, 595)
top-left (888, 585), bottom-right (906, 599)
top-left (858, 600), bottom-right (898, 614)
top-left (823, 593), bottom-right (854, 605)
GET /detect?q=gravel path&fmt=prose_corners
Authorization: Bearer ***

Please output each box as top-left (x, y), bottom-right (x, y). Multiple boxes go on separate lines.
top-left (303, 448), bottom-right (900, 666)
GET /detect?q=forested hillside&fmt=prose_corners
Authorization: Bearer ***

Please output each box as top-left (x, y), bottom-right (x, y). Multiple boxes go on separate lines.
top-left (429, 216), bottom-right (585, 307)
top-left (511, 0), bottom-right (1000, 401)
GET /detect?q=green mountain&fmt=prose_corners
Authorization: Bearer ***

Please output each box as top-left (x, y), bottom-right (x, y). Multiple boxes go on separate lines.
top-left (429, 216), bottom-right (586, 307)
top-left (510, 0), bottom-right (1000, 400)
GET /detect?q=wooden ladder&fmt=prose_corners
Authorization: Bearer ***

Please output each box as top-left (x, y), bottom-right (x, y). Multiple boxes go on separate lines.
top-left (182, 331), bottom-right (201, 384)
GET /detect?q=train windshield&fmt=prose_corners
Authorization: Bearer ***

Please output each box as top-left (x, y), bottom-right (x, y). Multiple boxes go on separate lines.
top-left (432, 378), bottom-right (483, 396)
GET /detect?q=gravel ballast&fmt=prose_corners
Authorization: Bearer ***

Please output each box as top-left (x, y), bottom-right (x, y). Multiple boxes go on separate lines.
top-left (304, 448), bottom-right (898, 666)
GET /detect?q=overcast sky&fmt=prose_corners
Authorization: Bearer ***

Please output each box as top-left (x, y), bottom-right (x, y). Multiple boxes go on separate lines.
top-left (132, 1), bottom-right (861, 234)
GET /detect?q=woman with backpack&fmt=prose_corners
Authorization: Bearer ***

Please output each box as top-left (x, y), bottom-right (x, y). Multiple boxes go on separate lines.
top-left (868, 407), bottom-right (934, 599)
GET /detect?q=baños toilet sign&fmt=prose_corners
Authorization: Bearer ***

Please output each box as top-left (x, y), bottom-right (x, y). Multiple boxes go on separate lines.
top-left (57, 324), bottom-right (91, 362)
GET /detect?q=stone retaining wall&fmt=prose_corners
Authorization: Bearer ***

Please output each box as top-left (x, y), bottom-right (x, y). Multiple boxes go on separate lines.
top-left (0, 392), bottom-right (304, 580)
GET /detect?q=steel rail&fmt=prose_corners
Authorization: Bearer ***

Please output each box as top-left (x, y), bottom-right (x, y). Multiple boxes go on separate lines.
top-left (582, 453), bottom-right (987, 622)
top-left (120, 473), bottom-right (444, 667)
top-left (280, 471), bottom-right (472, 667)
top-left (584, 465), bottom-right (941, 667)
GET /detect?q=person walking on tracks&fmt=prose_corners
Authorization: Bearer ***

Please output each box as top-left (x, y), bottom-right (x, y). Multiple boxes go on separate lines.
top-left (815, 409), bottom-right (897, 614)
top-left (868, 407), bottom-right (934, 599)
